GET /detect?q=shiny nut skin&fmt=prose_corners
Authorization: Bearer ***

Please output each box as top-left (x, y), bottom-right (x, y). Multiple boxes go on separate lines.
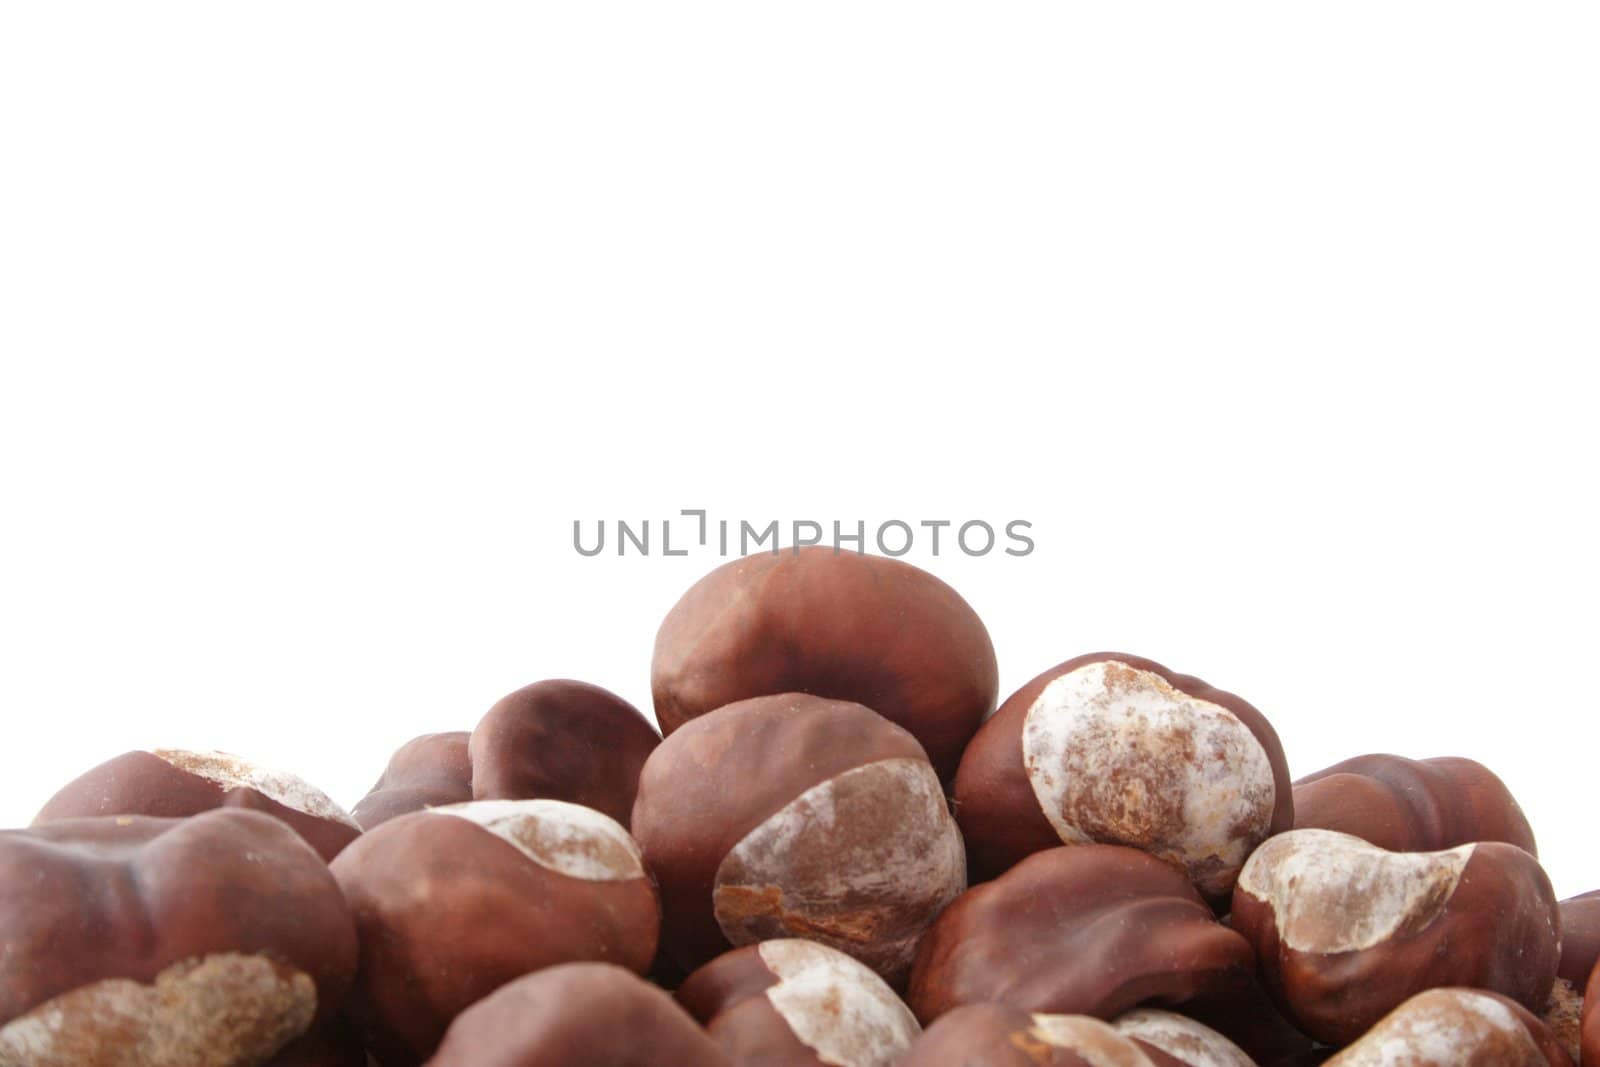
top-left (425, 963), bottom-right (731, 1067)
top-left (906, 844), bottom-right (1254, 1024)
top-left (0, 810), bottom-right (358, 1067)
top-left (953, 652), bottom-right (1292, 899)
top-left (1232, 828), bottom-right (1559, 1045)
top-left (469, 679), bottom-right (659, 827)
top-left (651, 547), bottom-right (998, 779)
top-left (1293, 753), bottom-right (1537, 855)
top-left (351, 732), bottom-right (473, 830)
top-left (899, 1003), bottom-right (1253, 1067)
top-left (632, 693), bottom-right (966, 985)
top-left (331, 799), bottom-right (660, 1065)
top-left (1322, 988), bottom-right (1572, 1066)
top-left (675, 940), bottom-right (921, 1066)
top-left (34, 748), bottom-right (361, 861)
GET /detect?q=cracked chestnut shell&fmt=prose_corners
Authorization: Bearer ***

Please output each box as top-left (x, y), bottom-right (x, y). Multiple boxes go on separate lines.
top-left (332, 799), bottom-right (659, 1065)
top-left (899, 1003), bottom-right (1254, 1067)
top-left (351, 732), bottom-right (473, 830)
top-left (1232, 828), bottom-right (1559, 1046)
top-left (953, 652), bottom-right (1292, 899)
top-left (1293, 753), bottom-right (1536, 855)
top-left (905, 844), bottom-right (1254, 1024)
top-left (675, 940), bottom-right (921, 1066)
top-left (1322, 988), bottom-right (1572, 1066)
top-left (427, 962), bottom-right (730, 1067)
top-left (34, 747), bottom-right (362, 861)
top-left (631, 693), bottom-right (966, 985)
top-left (651, 547), bottom-right (998, 779)
top-left (0, 809), bottom-right (358, 1067)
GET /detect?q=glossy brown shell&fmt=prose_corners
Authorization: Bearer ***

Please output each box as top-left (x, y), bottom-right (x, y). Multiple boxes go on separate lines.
top-left (351, 731), bottom-right (473, 830)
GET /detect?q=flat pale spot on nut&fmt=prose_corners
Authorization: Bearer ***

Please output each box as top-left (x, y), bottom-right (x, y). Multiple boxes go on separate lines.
top-left (0, 953), bottom-right (316, 1067)
top-left (755, 940), bottom-right (920, 1067)
top-left (1324, 988), bottom-right (1548, 1066)
top-left (1540, 977), bottom-right (1583, 1064)
top-left (432, 798), bottom-right (645, 882)
top-left (1026, 1015), bottom-right (1156, 1067)
top-left (1236, 829), bottom-right (1472, 954)
top-left (150, 749), bottom-right (359, 828)
top-left (713, 757), bottom-right (966, 980)
top-left (1020, 661), bottom-right (1275, 898)
top-left (1112, 1010), bottom-right (1254, 1067)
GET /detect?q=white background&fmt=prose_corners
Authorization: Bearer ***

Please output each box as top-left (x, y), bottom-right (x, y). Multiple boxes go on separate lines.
top-left (2, 6), bottom-right (1596, 895)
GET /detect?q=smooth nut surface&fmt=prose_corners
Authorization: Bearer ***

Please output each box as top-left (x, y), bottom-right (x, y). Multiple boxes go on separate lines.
top-left (906, 844), bottom-right (1254, 1024)
top-left (900, 1003), bottom-right (1252, 1067)
top-left (1322, 988), bottom-right (1572, 1066)
top-left (0, 810), bottom-right (357, 1067)
top-left (426, 962), bottom-right (731, 1067)
top-left (1232, 828), bottom-right (1559, 1045)
top-left (1583, 959), bottom-right (1600, 1067)
top-left (651, 547), bottom-right (998, 779)
top-left (351, 732), bottom-right (473, 830)
top-left (954, 653), bottom-right (1291, 897)
top-left (35, 748), bottom-right (361, 861)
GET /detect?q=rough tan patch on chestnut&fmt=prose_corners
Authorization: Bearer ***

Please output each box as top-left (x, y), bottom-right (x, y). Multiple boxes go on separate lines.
top-left (1020, 660), bottom-right (1275, 897)
top-left (1541, 977), bottom-right (1584, 1064)
top-left (1026, 1015), bottom-right (1155, 1066)
top-left (713, 757), bottom-right (965, 979)
top-left (0, 953), bottom-right (316, 1067)
top-left (432, 799), bottom-right (645, 882)
top-left (1113, 1010), bottom-right (1254, 1067)
top-left (1236, 829), bottom-right (1471, 953)
top-left (1324, 988), bottom-right (1548, 1066)
top-left (151, 749), bottom-right (358, 826)
top-left (757, 940), bottom-right (920, 1067)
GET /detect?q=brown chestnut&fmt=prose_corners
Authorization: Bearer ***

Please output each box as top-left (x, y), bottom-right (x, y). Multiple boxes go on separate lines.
top-left (676, 940), bottom-right (921, 1066)
top-left (1321, 988), bottom-right (1572, 1066)
top-left (1232, 828), bottom-right (1559, 1045)
top-left (631, 693), bottom-right (965, 984)
top-left (331, 799), bottom-right (659, 1065)
top-left (34, 747), bottom-right (361, 861)
top-left (1177, 978), bottom-right (1317, 1067)
top-left (1293, 753), bottom-right (1537, 855)
top-left (351, 732), bottom-right (473, 830)
top-left (469, 679), bottom-right (659, 827)
top-left (906, 844), bottom-right (1254, 1024)
top-left (953, 653), bottom-right (1292, 898)
top-left (651, 547), bottom-right (998, 779)
top-left (0, 809), bottom-right (357, 1066)
top-left (899, 1003), bottom-right (1253, 1067)
top-left (1584, 960), bottom-right (1600, 1067)
top-left (1540, 890), bottom-right (1600, 1064)
top-left (425, 962), bottom-right (731, 1067)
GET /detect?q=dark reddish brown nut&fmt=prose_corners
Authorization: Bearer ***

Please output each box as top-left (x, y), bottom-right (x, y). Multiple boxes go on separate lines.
top-left (34, 748), bottom-right (362, 861)
top-left (1232, 828), bottom-right (1560, 1045)
top-left (1178, 977), bottom-right (1317, 1067)
top-left (1321, 988), bottom-right (1573, 1066)
top-left (953, 653), bottom-right (1292, 898)
top-left (1541, 891), bottom-right (1600, 1064)
top-left (332, 799), bottom-right (660, 1065)
top-left (426, 962), bottom-right (731, 1067)
top-left (675, 940), bottom-right (921, 1066)
top-left (469, 679), bottom-right (659, 827)
top-left (1584, 961), bottom-right (1600, 1067)
top-left (631, 693), bottom-right (966, 984)
top-left (1293, 753), bottom-right (1537, 855)
top-left (651, 547), bottom-right (998, 779)
top-left (0, 809), bottom-right (357, 1066)
top-left (265, 1020), bottom-right (367, 1067)
top-left (350, 732), bottom-right (473, 830)
top-left (899, 1003), bottom-right (1252, 1067)
top-left (906, 844), bottom-right (1254, 1024)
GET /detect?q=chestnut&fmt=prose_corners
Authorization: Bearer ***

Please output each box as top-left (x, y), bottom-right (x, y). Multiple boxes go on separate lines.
top-left (1321, 988), bottom-right (1572, 1066)
top-left (906, 844), bottom-right (1254, 1024)
top-left (1232, 828), bottom-right (1559, 1045)
top-left (34, 747), bottom-right (361, 861)
top-left (631, 693), bottom-right (965, 984)
top-left (675, 940), bottom-right (921, 1066)
top-left (899, 1003), bottom-right (1253, 1067)
top-left (0, 809), bottom-right (357, 1066)
top-left (351, 732), bottom-right (473, 830)
top-left (953, 653), bottom-right (1292, 898)
top-left (1293, 753), bottom-right (1537, 855)
top-left (426, 962), bottom-right (731, 1067)
top-left (469, 679), bottom-right (659, 827)
top-left (1541, 891), bottom-right (1600, 1063)
top-left (331, 799), bottom-right (659, 1065)
top-left (651, 547), bottom-right (998, 779)
top-left (1585, 959), bottom-right (1600, 1067)
top-left (1178, 978), bottom-right (1317, 1067)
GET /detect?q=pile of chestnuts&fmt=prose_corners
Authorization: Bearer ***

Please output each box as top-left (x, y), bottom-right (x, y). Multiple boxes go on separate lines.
top-left (2, 547), bottom-right (1595, 1066)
